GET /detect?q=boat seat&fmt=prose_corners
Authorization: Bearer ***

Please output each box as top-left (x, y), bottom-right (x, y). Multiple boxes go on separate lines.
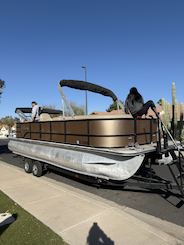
top-left (40, 113), bottom-right (53, 121)
top-left (40, 113), bottom-right (64, 121)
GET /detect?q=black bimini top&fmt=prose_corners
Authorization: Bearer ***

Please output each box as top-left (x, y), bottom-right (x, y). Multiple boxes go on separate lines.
top-left (60, 80), bottom-right (118, 102)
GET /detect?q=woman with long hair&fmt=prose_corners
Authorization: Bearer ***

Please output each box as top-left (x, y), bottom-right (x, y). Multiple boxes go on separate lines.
top-left (125, 87), bottom-right (157, 118)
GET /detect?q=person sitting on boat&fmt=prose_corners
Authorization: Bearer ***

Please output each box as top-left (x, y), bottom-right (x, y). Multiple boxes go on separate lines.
top-left (31, 101), bottom-right (40, 122)
top-left (125, 87), bottom-right (157, 118)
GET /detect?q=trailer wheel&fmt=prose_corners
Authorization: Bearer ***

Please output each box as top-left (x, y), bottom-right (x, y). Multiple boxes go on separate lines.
top-left (24, 159), bottom-right (33, 173)
top-left (32, 161), bottom-right (43, 177)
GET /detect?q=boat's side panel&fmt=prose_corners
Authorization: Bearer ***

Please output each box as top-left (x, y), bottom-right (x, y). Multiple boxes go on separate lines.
top-left (8, 139), bottom-right (145, 181)
top-left (16, 118), bottom-right (158, 148)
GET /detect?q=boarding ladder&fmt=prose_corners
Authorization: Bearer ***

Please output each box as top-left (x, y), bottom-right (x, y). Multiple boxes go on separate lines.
top-left (156, 112), bottom-right (184, 197)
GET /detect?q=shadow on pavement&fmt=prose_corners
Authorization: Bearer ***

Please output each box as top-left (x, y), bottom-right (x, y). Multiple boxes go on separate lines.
top-left (49, 167), bottom-right (184, 209)
top-left (161, 191), bottom-right (184, 208)
top-left (0, 145), bottom-right (11, 154)
top-left (101, 185), bottom-right (184, 209)
top-left (86, 222), bottom-right (114, 245)
top-left (0, 139), bottom-right (10, 154)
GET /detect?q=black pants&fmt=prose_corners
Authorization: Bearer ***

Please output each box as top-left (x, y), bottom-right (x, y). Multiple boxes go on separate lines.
top-left (133, 100), bottom-right (156, 118)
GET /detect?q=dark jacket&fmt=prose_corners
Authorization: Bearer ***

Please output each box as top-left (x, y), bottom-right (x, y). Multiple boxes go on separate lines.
top-left (125, 94), bottom-right (144, 115)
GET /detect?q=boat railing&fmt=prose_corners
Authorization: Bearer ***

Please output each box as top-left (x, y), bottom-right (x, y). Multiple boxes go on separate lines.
top-left (16, 117), bottom-right (158, 148)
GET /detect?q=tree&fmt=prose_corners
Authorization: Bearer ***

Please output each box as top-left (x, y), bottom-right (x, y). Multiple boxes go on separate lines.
top-left (42, 104), bottom-right (56, 109)
top-left (0, 79), bottom-right (5, 99)
top-left (42, 102), bottom-right (85, 116)
top-left (0, 116), bottom-right (16, 133)
top-left (157, 99), bottom-right (162, 105)
top-left (70, 102), bottom-right (85, 115)
top-left (106, 100), bottom-right (124, 112)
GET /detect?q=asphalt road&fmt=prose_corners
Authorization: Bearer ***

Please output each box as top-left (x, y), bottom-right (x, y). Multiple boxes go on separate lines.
top-left (0, 139), bottom-right (184, 227)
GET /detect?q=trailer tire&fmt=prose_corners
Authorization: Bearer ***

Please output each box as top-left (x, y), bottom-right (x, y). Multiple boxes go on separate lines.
top-left (32, 161), bottom-right (43, 177)
top-left (24, 159), bottom-right (33, 173)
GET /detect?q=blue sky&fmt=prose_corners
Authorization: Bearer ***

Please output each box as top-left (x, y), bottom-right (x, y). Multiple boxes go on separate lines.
top-left (0, 0), bottom-right (184, 117)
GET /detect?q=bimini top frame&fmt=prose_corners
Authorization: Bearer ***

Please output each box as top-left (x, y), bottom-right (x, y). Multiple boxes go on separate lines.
top-left (58, 79), bottom-right (124, 116)
top-left (16, 107), bottom-right (63, 122)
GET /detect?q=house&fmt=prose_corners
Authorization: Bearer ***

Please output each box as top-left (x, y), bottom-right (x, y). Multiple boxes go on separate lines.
top-left (0, 126), bottom-right (9, 138)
